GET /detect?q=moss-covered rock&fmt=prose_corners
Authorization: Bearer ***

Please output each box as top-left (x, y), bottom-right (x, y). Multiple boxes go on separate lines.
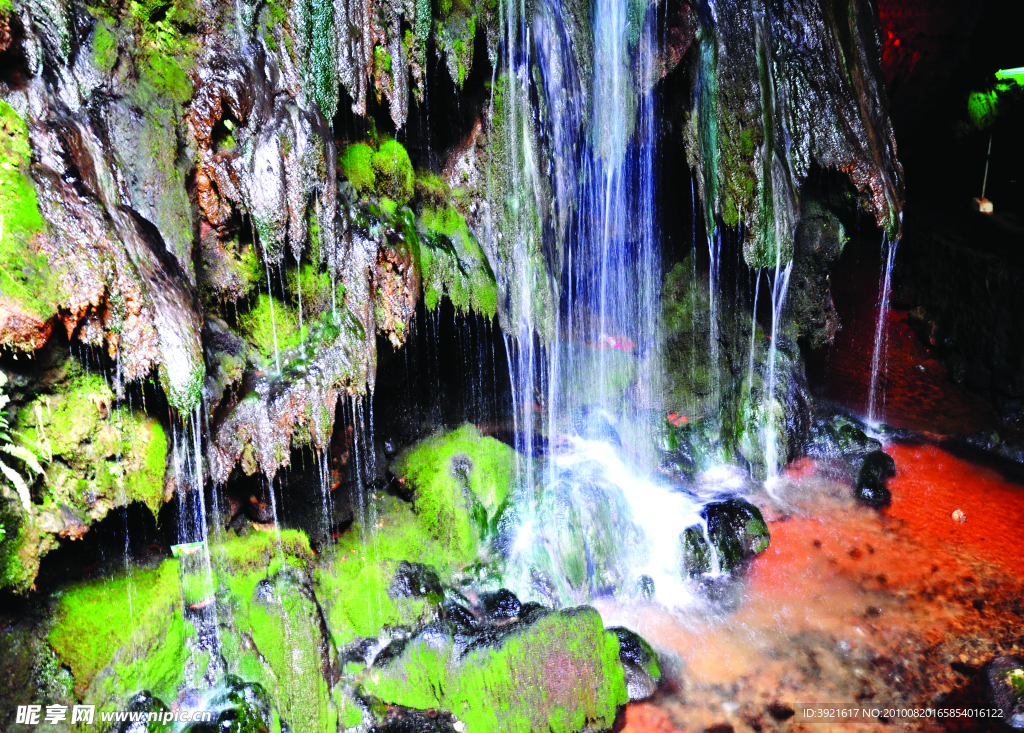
top-left (0, 374), bottom-right (169, 592)
top-left (339, 139), bottom-right (415, 206)
top-left (680, 498), bottom-right (770, 577)
top-left (315, 546), bottom-right (442, 649)
top-left (48, 559), bottom-right (193, 711)
top-left (392, 425), bottom-right (516, 565)
top-left (418, 203), bottom-right (497, 317)
top-left (362, 605), bottom-right (628, 733)
top-left (210, 531), bottom-right (342, 733)
top-left (609, 626), bottom-right (662, 701)
top-left (239, 293), bottom-right (304, 365)
top-left (0, 100), bottom-right (58, 344)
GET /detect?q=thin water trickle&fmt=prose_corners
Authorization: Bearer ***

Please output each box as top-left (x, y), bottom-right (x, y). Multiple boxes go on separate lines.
top-left (867, 232), bottom-right (900, 425)
top-left (763, 260), bottom-right (793, 481)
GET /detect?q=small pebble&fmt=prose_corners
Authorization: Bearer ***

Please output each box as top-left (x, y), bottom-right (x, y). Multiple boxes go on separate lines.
top-left (951, 509), bottom-right (966, 524)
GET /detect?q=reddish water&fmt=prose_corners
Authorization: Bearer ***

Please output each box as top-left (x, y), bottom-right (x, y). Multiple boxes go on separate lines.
top-left (608, 448), bottom-right (1024, 733)
top-left (805, 238), bottom-right (998, 434)
top-left (611, 241), bottom-right (1024, 732)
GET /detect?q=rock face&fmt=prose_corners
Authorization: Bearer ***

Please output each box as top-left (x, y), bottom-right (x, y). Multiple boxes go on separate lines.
top-left (686, 0), bottom-right (903, 270)
top-left (680, 498), bottom-right (771, 576)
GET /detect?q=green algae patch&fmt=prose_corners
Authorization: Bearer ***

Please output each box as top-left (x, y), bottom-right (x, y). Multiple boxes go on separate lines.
top-left (418, 204), bottom-right (497, 318)
top-left (374, 140), bottom-right (414, 205)
top-left (0, 100), bottom-right (57, 325)
top-left (239, 293), bottom-right (305, 363)
top-left (340, 143), bottom-right (377, 196)
top-left (16, 373), bottom-right (169, 516)
top-left (362, 606), bottom-right (628, 733)
top-left (48, 559), bottom-right (190, 702)
top-left (393, 425), bottom-right (516, 564)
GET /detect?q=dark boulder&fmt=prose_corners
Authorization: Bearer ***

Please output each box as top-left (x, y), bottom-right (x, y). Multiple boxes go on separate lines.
top-left (609, 626), bottom-right (662, 701)
top-left (856, 451), bottom-right (896, 508)
top-left (480, 589), bottom-right (522, 620)
top-left (805, 412), bottom-right (881, 459)
top-left (680, 499), bottom-right (770, 576)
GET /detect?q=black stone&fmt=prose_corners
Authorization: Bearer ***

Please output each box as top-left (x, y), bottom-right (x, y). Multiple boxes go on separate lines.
top-left (856, 451), bottom-right (896, 508)
top-left (480, 588), bottom-right (521, 620)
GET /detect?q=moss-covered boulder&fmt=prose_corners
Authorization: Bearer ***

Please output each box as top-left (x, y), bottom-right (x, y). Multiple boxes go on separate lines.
top-left (680, 498), bottom-right (770, 577)
top-left (0, 375), bottom-right (169, 592)
top-left (211, 531), bottom-right (347, 733)
top-left (392, 425), bottom-right (516, 565)
top-left (361, 605), bottom-right (629, 733)
top-left (48, 560), bottom-right (193, 712)
top-left (315, 543), bottom-right (443, 649)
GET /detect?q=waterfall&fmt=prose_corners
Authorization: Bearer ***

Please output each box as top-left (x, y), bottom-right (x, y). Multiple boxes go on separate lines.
top-left (867, 232), bottom-right (900, 425)
top-left (493, 0), bottom-right (731, 607)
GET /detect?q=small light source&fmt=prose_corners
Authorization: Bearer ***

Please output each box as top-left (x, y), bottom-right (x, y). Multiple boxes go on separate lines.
top-left (170, 541), bottom-right (206, 557)
top-left (995, 67), bottom-right (1024, 86)
top-left (972, 198), bottom-right (994, 213)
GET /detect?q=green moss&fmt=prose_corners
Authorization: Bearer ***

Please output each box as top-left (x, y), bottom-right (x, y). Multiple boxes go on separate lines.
top-left (314, 548), bottom-right (437, 648)
top-left (374, 140), bottom-right (414, 205)
top-left (17, 374), bottom-right (170, 517)
top-left (239, 293), bottom-right (305, 363)
top-left (0, 496), bottom-right (31, 592)
top-left (362, 606), bottom-right (628, 733)
top-left (91, 22), bottom-right (119, 72)
top-left (212, 529), bottom-right (313, 575)
top-left (210, 532), bottom-right (334, 733)
top-left (339, 143), bottom-right (376, 196)
top-left (48, 560), bottom-right (189, 700)
top-left (125, 420), bottom-right (167, 513)
top-left (415, 171), bottom-right (450, 204)
top-left (246, 568), bottom-right (337, 733)
top-left (0, 100), bottom-right (57, 325)
top-left (418, 204), bottom-right (497, 317)
top-left (392, 425), bottom-right (515, 564)
top-left (287, 263), bottom-right (340, 318)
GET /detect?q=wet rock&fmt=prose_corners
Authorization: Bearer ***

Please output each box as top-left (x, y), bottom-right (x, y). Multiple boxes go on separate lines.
top-left (609, 626), bottom-right (662, 701)
top-left (182, 675), bottom-right (274, 733)
top-left (680, 499), bottom-right (771, 577)
top-left (574, 405), bottom-right (622, 446)
top-left (115, 691), bottom-right (171, 733)
top-left (362, 606), bottom-right (628, 733)
top-left (856, 451), bottom-right (896, 508)
top-left (791, 202), bottom-right (847, 348)
top-left (983, 656), bottom-right (1024, 730)
top-left (805, 411), bottom-right (881, 460)
top-left (390, 562), bottom-right (443, 600)
top-left (480, 589), bottom-right (521, 620)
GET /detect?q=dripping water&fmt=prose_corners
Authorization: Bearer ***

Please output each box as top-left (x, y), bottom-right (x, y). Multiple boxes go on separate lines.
top-left (867, 232), bottom-right (900, 425)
